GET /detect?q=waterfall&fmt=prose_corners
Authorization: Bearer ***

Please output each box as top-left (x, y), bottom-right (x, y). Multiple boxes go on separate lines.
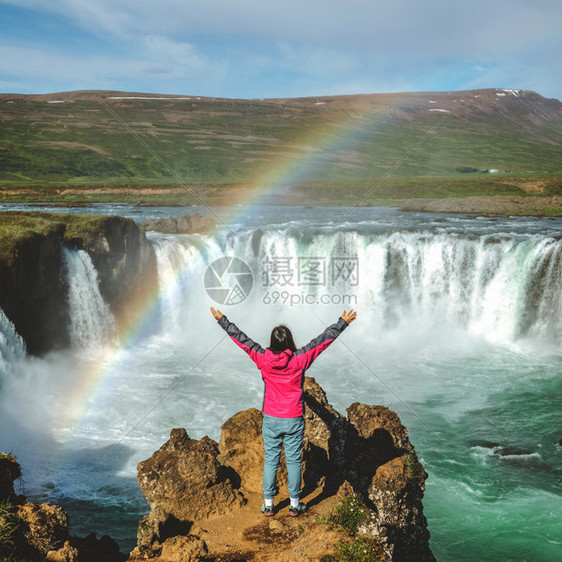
top-left (62, 247), bottom-right (115, 349)
top-left (150, 228), bottom-right (562, 349)
top-left (51, 226), bottom-right (562, 350)
top-left (0, 309), bottom-right (26, 380)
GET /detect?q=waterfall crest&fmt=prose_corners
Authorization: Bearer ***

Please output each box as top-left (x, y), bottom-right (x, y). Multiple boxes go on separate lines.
top-left (50, 226), bottom-right (562, 350)
top-left (150, 228), bottom-right (562, 348)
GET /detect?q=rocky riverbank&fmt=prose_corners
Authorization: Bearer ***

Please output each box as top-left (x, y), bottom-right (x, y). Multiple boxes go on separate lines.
top-left (139, 213), bottom-right (215, 234)
top-left (1, 378), bottom-right (435, 561)
top-left (1, 452), bottom-right (125, 561)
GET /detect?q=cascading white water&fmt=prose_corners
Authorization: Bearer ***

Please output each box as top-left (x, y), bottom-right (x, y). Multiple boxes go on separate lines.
top-left (0, 308), bottom-right (26, 379)
top-left (150, 228), bottom-right (562, 349)
top-left (62, 247), bottom-right (115, 349)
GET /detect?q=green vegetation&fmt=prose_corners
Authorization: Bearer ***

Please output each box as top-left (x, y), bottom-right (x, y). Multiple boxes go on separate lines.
top-left (0, 90), bottom-right (561, 212)
top-left (0, 212), bottom-right (119, 265)
top-left (1, 172), bottom-right (561, 209)
top-left (0, 453), bottom-right (17, 463)
top-left (334, 537), bottom-right (385, 562)
top-left (404, 453), bottom-right (426, 487)
top-left (0, 213), bottom-right (63, 265)
top-left (0, 500), bottom-right (24, 561)
top-left (318, 495), bottom-right (385, 562)
top-left (327, 495), bottom-right (368, 535)
top-left (455, 167), bottom-right (479, 173)
top-left (0, 453), bottom-right (25, 561)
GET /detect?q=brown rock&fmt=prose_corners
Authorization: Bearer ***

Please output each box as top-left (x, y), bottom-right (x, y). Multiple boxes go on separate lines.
top-left (159, 535), bottom-right (208, 562)
top-left (17, 503), bottom-right (70, 557)
top-left (140, 214), bottom-right (215, 234)
top-left (284, 523), bottom-right (348, 561)
top-left (218, 408), bottom-right (269, 494)
top-left (71, 532), bottom-right (125, 562)
top-left (137, 508), bottom-right (192, 547)
top-left (217, 378), bottom-right (347, 496)
top-left (46, 540), bottom-right (79, 561)
top-left (301, 377), bottom-right (347, 489)
top-left (136, 378), bottom-right (435, 561)
top-left (347, 403), bottom-right (412, 452)
top-left (367, 455), bottom-right (433, 561)
top-left (0, 455), bottom-right (23, 503)
top-left (176, 214), bottom-right (215, 234)
top-left (128, 543), bottom-right (159, 559)
top-left (136, 428), bottom-right (244, 545)
top-left (344, 403), bottom-right (414, 494)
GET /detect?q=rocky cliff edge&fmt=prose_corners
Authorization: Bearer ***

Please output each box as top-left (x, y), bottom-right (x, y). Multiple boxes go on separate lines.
top-left (132, 377), bottom-right (435, 561)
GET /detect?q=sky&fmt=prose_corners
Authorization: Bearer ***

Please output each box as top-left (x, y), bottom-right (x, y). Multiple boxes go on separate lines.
top-left (0, 0), bottom-right (561, 100)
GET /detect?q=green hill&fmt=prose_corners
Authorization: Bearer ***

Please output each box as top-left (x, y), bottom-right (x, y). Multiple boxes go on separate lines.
top-left (0, 88), bottom-right (561, 205)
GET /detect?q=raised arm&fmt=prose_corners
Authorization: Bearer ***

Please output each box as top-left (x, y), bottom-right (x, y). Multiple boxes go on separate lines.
top-left (294, 309), bottom-right (357, 370)
top-left (211, 307), bottom-right (265, 367)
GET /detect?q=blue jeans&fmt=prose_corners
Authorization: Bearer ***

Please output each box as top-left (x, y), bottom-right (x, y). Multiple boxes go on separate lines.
top-left (262, 414), bottom-right (305, 500)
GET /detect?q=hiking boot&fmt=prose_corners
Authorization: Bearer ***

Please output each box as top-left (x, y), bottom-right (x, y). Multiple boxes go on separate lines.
top-left (261, 503), bottom-right (275, 517)
top-left (288, 503), bottom-right (307, 517)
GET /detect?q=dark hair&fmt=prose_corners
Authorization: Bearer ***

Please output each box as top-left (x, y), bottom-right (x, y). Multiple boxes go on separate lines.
top-left (268, 325), bottom-right (297, 353)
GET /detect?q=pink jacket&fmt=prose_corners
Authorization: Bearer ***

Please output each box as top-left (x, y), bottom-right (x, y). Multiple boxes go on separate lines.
top-left (218, 316), bottom-right (349, 417)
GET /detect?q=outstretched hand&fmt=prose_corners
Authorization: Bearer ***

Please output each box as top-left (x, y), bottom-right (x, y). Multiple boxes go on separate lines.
top-left (341, 309), bottom-right (357, 324)
top-left (210, 306), bottom-right (223, 320)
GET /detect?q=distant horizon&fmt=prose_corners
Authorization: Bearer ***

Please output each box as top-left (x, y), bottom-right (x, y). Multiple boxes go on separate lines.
top-left (2, 86), bottom-right (561, 104)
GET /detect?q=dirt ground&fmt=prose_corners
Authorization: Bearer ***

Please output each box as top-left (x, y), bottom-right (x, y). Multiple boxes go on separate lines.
top-left (131, 484), bottom-right (349, 561)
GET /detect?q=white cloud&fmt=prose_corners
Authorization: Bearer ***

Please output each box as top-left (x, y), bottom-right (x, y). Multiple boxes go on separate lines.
top-left (0, 43), bottom-right (211, 92)
top-left (275, 43), bottom-right (360, 78)
top-left (140, 35), bottom-right (206, 68)
top-left (4, 0), bottom-right (560, 57)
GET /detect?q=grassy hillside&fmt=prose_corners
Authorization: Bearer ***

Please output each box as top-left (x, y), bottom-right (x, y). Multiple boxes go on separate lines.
top-left (0, 88), bottom-right (561, 205)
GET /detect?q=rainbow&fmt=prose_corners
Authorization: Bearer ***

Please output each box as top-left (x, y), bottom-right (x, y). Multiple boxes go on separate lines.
top-left (61, 96), bottom-right (411, 433)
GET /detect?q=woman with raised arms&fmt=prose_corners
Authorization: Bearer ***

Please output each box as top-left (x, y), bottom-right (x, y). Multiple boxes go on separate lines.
top-left (211, 307), bottom-right (357, 517)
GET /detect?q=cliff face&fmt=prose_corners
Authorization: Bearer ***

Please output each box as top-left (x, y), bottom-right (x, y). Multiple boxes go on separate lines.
top-left (134, 378), bottom-right (435, 561)
top-left (0, 212), bottom-right (157, 354)
top-left (0, 220), bottom-right (70, 354)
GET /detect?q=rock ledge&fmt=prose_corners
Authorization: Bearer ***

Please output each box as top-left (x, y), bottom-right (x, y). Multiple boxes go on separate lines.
top-left (134, 377), bottom-right (435, 561)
